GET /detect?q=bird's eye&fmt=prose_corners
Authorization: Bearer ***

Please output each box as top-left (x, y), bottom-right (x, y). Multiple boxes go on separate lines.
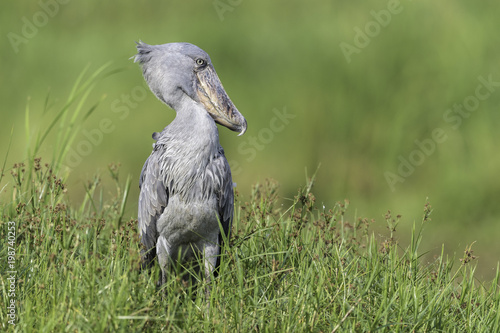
top-left (196, 58), bottom-right (206, 66)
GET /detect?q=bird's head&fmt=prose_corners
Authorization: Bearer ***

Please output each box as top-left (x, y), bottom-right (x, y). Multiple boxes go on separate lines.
top-left (134, 41), bottom-right (247, 136)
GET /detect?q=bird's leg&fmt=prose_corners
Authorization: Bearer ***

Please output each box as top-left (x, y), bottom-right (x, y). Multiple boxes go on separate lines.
top-left (202, 243), bottom-right (218, 319)
top-left (156, 235), bottom-right (171, 294)
top-left (203, 241), bottom-right (219, 301)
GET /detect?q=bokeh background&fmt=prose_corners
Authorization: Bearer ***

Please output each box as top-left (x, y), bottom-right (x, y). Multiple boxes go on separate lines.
top-left (1, 1), bottom-right (499, 280)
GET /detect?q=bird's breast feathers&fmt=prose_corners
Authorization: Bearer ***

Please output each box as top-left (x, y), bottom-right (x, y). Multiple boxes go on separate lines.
top-left (151, 143), bottom-right (230, 205)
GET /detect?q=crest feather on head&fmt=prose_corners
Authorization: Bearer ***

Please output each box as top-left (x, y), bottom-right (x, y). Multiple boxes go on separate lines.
top-left (133, 41), bottom-right (155, 65)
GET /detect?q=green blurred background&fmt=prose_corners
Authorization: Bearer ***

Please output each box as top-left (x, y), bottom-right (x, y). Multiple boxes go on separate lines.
top-left (1, 1), bottom-right (499, 280)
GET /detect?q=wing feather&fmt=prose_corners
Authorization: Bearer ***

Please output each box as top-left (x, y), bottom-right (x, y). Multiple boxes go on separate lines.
top-left (138, 152), bottom-right (168, 268)
top-left (213, 147), bottom-right (234, 267)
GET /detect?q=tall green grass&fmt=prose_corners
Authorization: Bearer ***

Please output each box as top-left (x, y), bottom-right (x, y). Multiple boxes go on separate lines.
top-left (1, 80), bottom-right (500, 331)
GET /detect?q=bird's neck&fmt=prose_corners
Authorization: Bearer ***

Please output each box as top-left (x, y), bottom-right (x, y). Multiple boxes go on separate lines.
top-left (160, 95), bottom-right (220, 154)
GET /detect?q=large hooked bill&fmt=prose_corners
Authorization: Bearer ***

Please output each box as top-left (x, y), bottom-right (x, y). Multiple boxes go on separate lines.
top-left (196, 65), bottom-right (247, 136)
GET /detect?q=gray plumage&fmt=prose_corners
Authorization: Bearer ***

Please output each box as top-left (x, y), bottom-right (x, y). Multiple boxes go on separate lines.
top-left (134, 42), bottom-right (247, 285)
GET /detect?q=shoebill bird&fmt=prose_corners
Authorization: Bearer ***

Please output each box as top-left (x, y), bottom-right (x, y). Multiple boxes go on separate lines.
top-left (134, 42), bottom-right (247, 287)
